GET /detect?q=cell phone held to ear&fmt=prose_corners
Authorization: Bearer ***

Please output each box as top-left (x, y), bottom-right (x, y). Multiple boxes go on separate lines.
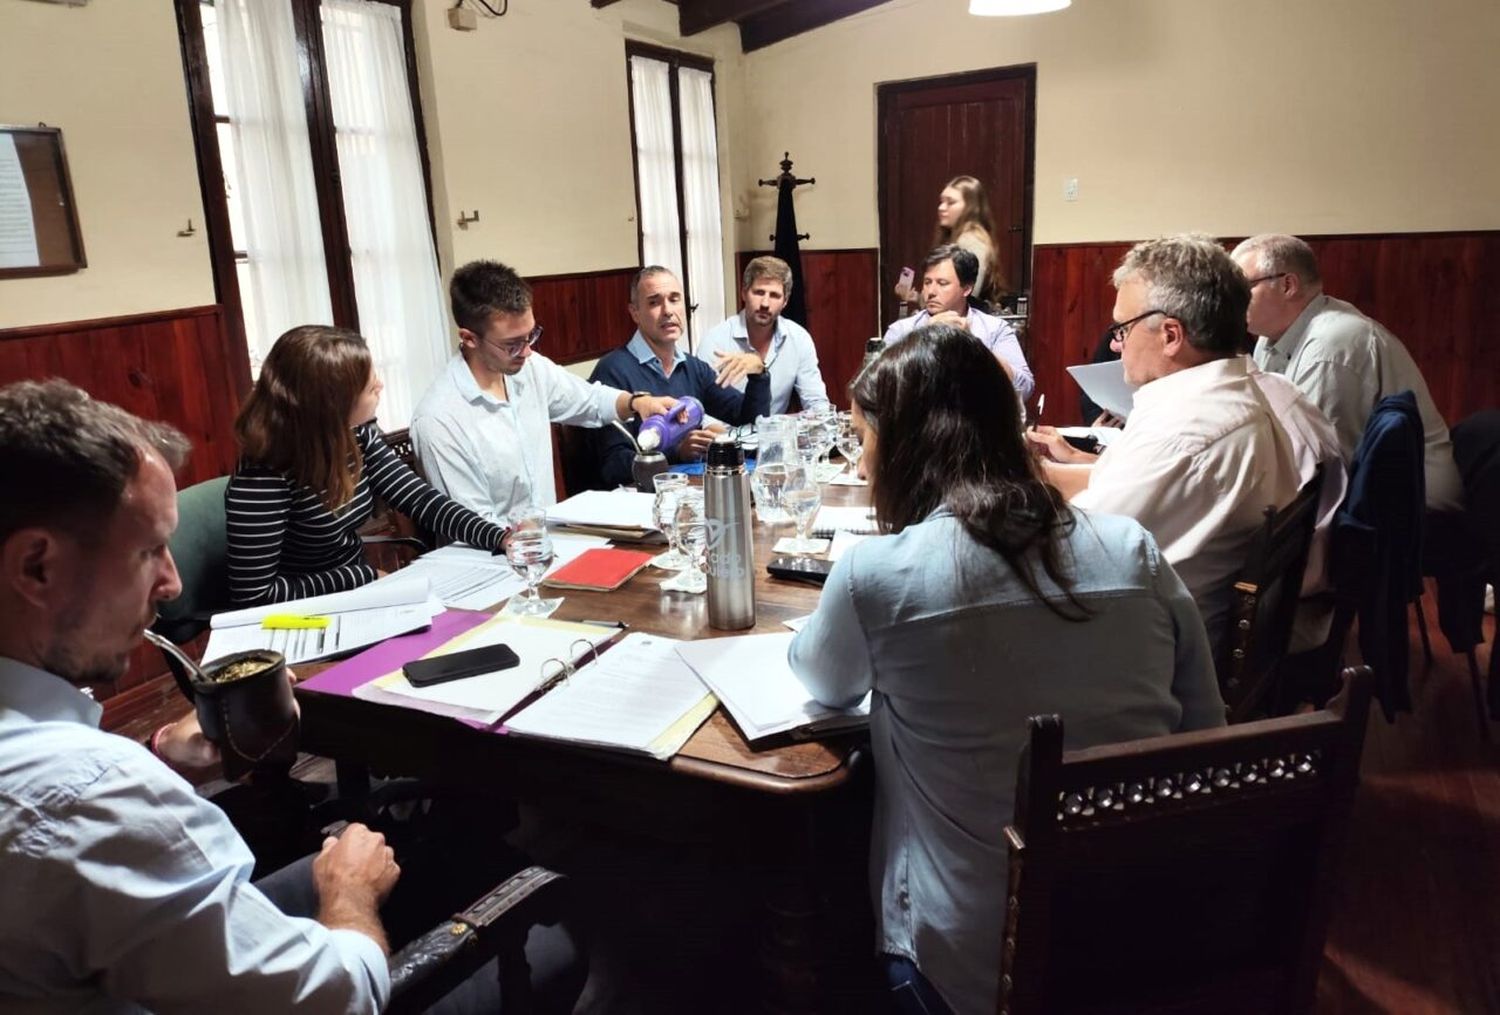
top-left (767, 555), bottom-right (834, 586)
top-left (403, 644), bottom-right (521, 687)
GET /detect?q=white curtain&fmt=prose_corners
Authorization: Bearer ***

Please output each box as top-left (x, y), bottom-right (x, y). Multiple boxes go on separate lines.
top-left (629, 56), bottom-right (684, 292)
top-left (217, 0), bottom-right (333, 370)
top-left (678, 67), bottom-right (726, 345)
top-left (321, 0), bottom-right (448, 430)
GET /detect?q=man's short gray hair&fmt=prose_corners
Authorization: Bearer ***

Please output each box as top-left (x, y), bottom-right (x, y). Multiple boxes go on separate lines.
top-left (0, 379), bottom-right (190, 544)
top-left (1112, 233), bottom-right (1250, 357)
top-left (1230, 233), bottom-right (1322, 286)
top-left (630, 265), bottom-right (678, 304)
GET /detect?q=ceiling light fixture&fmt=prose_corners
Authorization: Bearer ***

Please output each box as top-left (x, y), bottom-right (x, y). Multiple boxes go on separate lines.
top-left (969, 0), bottom-right (1072, 15)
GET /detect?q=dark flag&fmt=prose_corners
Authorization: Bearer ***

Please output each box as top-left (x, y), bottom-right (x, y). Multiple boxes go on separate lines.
top-left (773, 176), bottom-right (807, 326)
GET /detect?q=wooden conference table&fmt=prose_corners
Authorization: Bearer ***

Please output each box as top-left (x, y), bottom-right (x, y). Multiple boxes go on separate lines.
top-left (295, 480), bottom-right (875, 1012)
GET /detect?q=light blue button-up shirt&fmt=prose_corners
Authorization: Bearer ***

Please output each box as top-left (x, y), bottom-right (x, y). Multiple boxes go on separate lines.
top-left (694, 312), bottom-right (829, 415)
top-left (0, 657), bottom-right (389, 1013)
top-left (884, 307), bottom-right (1035, 401)
top-left (789, 509), bottom-right (1222, 1015)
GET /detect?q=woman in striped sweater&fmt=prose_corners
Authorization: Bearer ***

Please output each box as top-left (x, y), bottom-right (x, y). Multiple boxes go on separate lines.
top-left (226, 325), bottom-right (508, 605)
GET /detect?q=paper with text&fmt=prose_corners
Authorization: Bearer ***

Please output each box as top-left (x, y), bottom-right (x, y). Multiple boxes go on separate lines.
top-left (0, 136), bottom-right (39, 269)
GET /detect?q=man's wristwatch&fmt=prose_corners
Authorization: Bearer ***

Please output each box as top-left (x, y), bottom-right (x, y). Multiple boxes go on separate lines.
top-left (628, 391), bottom-right (652, 419)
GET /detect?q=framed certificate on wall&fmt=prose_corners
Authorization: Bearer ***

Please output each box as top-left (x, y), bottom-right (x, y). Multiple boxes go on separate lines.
top-left (0, 125), bottom-right (86, 279)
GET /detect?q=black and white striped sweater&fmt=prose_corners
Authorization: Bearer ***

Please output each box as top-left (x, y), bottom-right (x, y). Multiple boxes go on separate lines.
top-left (226, 422), bottom-right (506, 605)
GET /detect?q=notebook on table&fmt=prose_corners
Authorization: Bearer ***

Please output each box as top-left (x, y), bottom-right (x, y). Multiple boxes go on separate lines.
top-left (546, 490), bottom-right (663, 542)
top-left (542, 547), bottom-right (655, 591)
top-left (811, 505), bottom-right (878, 539)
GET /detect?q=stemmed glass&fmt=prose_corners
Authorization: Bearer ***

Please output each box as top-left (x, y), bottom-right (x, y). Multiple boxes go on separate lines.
top-left (800, 407), bottom-right (838, 478)
top-left (503, 507), bottom-right (562, 617)
top-left (835, 411), bottom-right (864, 477)
top-left (661, 490), bottom-right (708, 593)
top-left (781, 455), bottom-right (823, 554)
top-left (651, 472), bottom-right (689, 571)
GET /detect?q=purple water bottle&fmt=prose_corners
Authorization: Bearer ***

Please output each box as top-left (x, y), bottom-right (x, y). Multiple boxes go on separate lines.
top-left (637, 396), bottom-right (704, 453)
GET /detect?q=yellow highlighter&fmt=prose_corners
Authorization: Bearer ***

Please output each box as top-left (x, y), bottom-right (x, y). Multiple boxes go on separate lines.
top-left (261, 614), bottom-right (331, 630)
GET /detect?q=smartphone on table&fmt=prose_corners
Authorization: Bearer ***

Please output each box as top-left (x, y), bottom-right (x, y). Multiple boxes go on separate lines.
top-left (403, 644), bottom-right (520, 687)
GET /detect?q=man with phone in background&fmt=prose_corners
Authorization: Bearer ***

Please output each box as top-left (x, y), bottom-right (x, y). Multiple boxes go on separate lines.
top-left (883, 244), bottom-right (1034, 401)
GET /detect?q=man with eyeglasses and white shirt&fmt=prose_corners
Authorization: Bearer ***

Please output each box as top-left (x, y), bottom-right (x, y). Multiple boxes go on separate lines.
top-left (1027, 234), bottom-right (1301, 654)
top-left (411, 260), bottom-right (680, 523)
top-left (1231, 233), bottom-right (1462, 510)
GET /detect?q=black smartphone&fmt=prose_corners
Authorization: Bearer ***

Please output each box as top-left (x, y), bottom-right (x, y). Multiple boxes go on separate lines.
top-left (403, 644), bottom-right (521, 687)
top-left (1061, 433), bottom-right (1101, 455)
top-left (767, 555), bottom-right (835, 586)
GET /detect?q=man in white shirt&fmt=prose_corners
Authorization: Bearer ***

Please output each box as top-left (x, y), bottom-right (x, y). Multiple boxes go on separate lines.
top-left (883, 244), bottom-right (1034, 401)
top-left (1231, 233), bottom-right (1462, 510)
top-left (695, 255), bottom-right (829, 416)
top-left (0, 380), bottom-right (397, 1012)
top-left (1028, 234), bottom-right (1301, 650)
top-left (411, 260), bottom-right (679, 523)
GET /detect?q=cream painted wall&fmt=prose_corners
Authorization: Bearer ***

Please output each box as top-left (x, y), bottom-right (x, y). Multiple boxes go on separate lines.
top-left (734, 0), bottom-right (1500, 252)
top-left (0, 0), bottom-right (214, 329)
top-left (412, 0), bottom-right (743, 300)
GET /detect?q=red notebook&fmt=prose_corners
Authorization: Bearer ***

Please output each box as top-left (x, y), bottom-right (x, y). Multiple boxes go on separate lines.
top-left (542, 548), bottom-right (655, 592)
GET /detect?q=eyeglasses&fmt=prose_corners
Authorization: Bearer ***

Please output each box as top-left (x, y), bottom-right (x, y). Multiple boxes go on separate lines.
top-left (1245, 272), bottom-right (1289, 289)
top-left (485, 324), bottom-right (543, 357)
top-left (1109, 309), bottom-right (1168, 346)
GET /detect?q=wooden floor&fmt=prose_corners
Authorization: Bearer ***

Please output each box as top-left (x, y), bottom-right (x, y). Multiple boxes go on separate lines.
top-left (1317, 598), bottom-right (1500, 1014)
top-left (110, 600), bottom-right (1499, 1013)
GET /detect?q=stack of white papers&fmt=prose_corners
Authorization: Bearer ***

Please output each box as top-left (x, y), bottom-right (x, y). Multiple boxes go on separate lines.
top-left (674, 632), bottom-right (870, 742)
top-left (357, 615), bottom-right (621, 724)
top-left (392, 534), bottom-right (608, 610)
top-left (506, 633), bottom-right (716, 759)
top-left (811, 505), bottom-right (878, 538)
top-left (204, 576), bottom-right (442, 665)
top-left (547, 490), bottom-right (660, 539)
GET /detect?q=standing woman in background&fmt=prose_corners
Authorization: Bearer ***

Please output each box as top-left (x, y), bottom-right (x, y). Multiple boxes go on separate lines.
top-left (896, 175), bottom-right (1006, 307)
top-left (226, 325), bottom-right (509, 605)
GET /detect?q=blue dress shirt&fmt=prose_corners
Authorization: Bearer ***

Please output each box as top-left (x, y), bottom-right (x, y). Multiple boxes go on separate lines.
top-left (788, 509), bottom-right (1222, 1015)
top-left (694, 312), bottom-right (829, 416)
top-left (588, 332), bottom-right (771, 488)
top-left (0, 657), bottom-right (389, 1013)
top-left (884, 307), bottom-right (1035, 401)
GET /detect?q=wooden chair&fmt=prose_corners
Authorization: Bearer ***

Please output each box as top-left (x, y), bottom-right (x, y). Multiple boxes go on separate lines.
top-left (1216, 469), bottom-right (1324, 721)
top-left (551, 421), bottom-right (599, 499)
top-left (998, 666), bottom-right (1373, 1015)
top-left (387, 865), bottom-right (568, 1014)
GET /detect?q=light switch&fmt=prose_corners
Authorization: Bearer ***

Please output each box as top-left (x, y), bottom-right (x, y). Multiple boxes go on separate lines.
top-left (1063, 177), bottom-right (1079, 202)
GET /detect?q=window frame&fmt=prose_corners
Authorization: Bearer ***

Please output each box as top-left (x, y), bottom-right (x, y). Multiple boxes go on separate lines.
top-left (174, 0), bottom-right (436, 383)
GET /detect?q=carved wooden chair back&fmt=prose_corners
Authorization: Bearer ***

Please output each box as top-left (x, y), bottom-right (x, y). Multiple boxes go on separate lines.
top-left (999, 666), bottom-right (1372, 1015)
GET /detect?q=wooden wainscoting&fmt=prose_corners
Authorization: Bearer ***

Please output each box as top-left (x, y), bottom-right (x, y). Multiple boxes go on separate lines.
top-left (0, 304), bottom-right (245, 698)
top-left (528, 266), bottom-right (636, 366)
top-left (736, 248), bottom-right (880, 408)
top-left (0, 304), bottom-right (245, 486)
top-left (1029, 231), bottom-right (1500, 426)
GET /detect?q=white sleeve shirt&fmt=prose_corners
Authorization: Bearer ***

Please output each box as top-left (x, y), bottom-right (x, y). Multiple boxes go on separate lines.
top-left (411, 352), bottom-right (623, 523)
top-left (0, 658), bottom-right (389, 1014)
top-left (694, 312), bottom-right (829, 416)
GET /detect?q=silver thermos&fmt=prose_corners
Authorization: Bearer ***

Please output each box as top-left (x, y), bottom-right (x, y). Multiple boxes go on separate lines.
top-left (704, 437), bottom-right (756, 630)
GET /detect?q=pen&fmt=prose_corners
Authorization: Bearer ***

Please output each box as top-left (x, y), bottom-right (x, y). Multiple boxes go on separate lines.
top-left (1030, 393), bottom-right (1045, 432)
top-left (579, 619), bottom-right (628, 630)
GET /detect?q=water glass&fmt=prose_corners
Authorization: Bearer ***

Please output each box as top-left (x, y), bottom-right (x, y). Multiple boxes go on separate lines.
top-left (835, 411), bottom-right (864, 474)
top-left (503, 507), bottom-right (562, 616)
top-left (782, 457), bottom-right (823, 553)
top-left (651, 472), bottom-right (690, 571)
top-left (661, 489), bottom-right (708, 594)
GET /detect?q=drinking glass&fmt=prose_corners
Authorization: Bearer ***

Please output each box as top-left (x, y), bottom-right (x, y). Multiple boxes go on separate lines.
top-left (503, 508), bottom-right (562, 616)
top-left (651, 472), bottom-right (690, 571)
top-left (661, 490), bottom-right (708, 594)
top-left (835, 411), bottom-right (864, 475)
top-left (800, 406), bottom-right (838, 476)
top-left (751, 416), bottom-right (797, 524)
top-left (781, 456), bottom-right (823, 553)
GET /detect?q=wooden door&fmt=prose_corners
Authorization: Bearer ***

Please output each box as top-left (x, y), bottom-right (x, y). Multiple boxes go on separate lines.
top-left (877, 67), bottom-right (1035, 330)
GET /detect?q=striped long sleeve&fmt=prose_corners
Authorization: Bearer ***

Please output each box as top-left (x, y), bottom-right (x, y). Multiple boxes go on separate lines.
top-left (225, 424), bottom-right (506, 606)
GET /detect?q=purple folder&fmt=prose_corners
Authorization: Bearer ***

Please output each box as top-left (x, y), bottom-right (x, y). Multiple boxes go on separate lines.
top-left (299, 609), bottom-right (492, 698)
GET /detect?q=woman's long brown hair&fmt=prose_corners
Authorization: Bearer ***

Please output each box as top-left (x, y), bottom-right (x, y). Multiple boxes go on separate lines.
top-left (934, 174), bottom-right (1006, 298)
top-left (852, 324), bottom-right (1087, 620)
top-left (235, 325), bottom-right (372, 511)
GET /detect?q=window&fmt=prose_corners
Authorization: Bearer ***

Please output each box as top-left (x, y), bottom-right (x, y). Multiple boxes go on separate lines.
top-left (179, 0), bottom-right (447, 428)
top-left (625, 43), bottom-right (725, 348)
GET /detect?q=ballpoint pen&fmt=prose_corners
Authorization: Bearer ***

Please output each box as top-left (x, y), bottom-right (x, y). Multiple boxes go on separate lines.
top-left (1030, 393), bottom-right (1045, 432)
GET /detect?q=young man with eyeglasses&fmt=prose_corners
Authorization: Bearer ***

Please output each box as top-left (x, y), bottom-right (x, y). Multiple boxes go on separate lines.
top-left (1026, 234), bottom-right (1301, 655)
top-left (410, 260), bottom-right (680, 523)
top-left (1232, 233), bottom-right (1462, 510)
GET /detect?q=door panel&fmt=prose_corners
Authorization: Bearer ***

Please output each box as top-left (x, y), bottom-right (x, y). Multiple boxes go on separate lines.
top-left (877, 68), bottom-right (1034, 330)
